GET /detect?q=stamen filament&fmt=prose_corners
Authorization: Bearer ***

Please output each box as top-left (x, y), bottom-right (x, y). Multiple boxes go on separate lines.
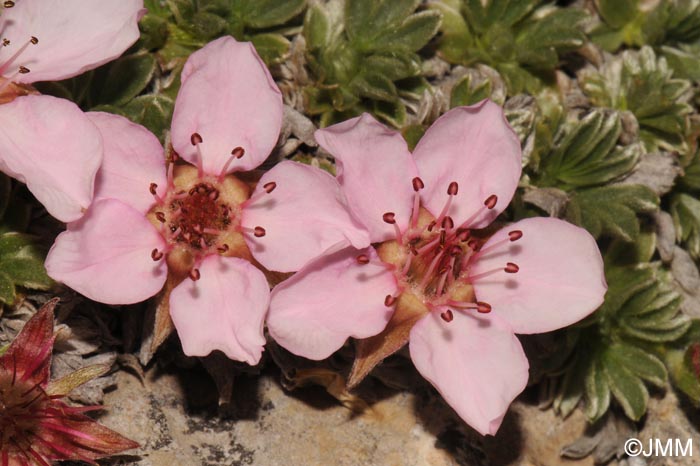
top-left (0, 36), bottom-right (38, 76)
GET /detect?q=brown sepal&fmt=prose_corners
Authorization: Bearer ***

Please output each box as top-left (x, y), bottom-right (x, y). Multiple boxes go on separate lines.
top-left (140, 275), bottom-right (180, 364)
top-left (347, 292), bottom-right (428, 389)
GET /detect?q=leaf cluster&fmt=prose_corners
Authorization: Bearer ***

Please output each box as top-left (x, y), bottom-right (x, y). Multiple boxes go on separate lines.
top-left (591, 0), bottom-right (700, 80)
top-left (579, 46), bottom-right (693, 156)
top-left (303, 0), bottom-right (441, 126)
top-left (431, 0), bottom-right (587, 94)
top-left (549, 264), bottom-right (689, 422)
top-left (0, 176), bottom-right (52, 305)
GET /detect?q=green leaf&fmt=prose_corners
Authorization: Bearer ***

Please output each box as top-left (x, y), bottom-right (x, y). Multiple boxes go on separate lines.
top-left (607, 343), bottom-right (667, 387)
top-left (671, 193), bottom-right (700, 259)
top-left (0, 272), bottom-right (15, 304)
top-left (565, 185), bottom-right (659, 241)
top-left (450, 74), bottom-right (492, 108)
top-left (584, 358), bottom-right (610, 422)
top-left (1, 258), bottom-right (52, 290)
top-left (123, 94), bottom-right (175, 141)
top-left (595, 0), bottom-right (640, 29)
top-left (372, 10), bottom-right (442, 52)
top-left (99, 52), bottom-right (157, 106)
top-left (189, 11), bottom-right (228, 40)
top-left (304, 3), bottom-right (331, 49)
top-left (373, 99), bottom-right (407, 128)
top-left (579, 46), bottom-right (693, 156)
top-left (238, 0), bottom-right (306, 29)
top-left (603, 353), bottom-right (649, 420)
top-left (538, 111), bottom-right (640, 190)
top-left (250, 33), bottom-right (290, 64)
top-left (346, 0), bottom-right (420, 44)
top-left (351, 73), bottom-right (397, 102)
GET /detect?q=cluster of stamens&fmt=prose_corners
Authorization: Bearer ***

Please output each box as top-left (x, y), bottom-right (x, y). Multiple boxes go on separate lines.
top-left (0, 2), bottom-right (39, 93)
top-left (147, 133), bottom-right (275, 282)
top-left (358, 177), bottom-right (522, 323)
top-left (0, 356), bottom-right (51, 456)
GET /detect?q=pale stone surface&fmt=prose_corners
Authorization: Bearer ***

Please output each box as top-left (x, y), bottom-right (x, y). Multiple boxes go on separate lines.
top-left (96, 367), bottom-right (700, 466)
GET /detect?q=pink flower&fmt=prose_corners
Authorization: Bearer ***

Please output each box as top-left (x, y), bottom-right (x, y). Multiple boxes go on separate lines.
top-left (266, 100), bottom-right (607, 435)
top-left (0, 299), bottom-right (139, 464)
top-left (45, 37), bottom-right (369, 364)
top-left (0, 0), bottom-right (144, 221)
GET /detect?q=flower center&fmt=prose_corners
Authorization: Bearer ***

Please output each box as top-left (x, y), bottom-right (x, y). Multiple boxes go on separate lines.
top-left (146, 134), bottom-right (274, 281)
top-left (363, 177), bottom-right (522, 322)
top-left (0, 371), bottom-right (49, 452)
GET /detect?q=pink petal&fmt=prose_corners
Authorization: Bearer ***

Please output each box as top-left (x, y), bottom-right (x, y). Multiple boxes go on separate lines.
top-left (87, 112), bottom-right (165, 214)
top-left (409, 311), bottom-right (529, 436)
top-left (268, 247), bottom-right (397, 360)
top-left (242, 161), bottom-right (370, 273)
top-left (45, 199), bottom-right (167, 305)
top-left (470, 217), bottom-right (607, 334)
top-left (1, 0), bottom-right (144, 83)
top-left (413, 101), bottom-right (522, 228)
top-left (171, 36), bottom-right (283, 176)
top-left (0, 95), bottom-right (102, 222)
top-left (315, 114), bottom-right (418, 242)
top-left (169, 255), bottom-right (269, 364)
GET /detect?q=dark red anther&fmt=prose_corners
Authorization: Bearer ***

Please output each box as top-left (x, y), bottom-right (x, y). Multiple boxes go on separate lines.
top-left (383, 212), bottom-right (396, 224)
top-left (441, 216), bottom-right (454, 230)
top-left (149, 183), bottom-right (158, 195)
top-left (217, 244), bottom-right (230, 254)
top-left (440, 310), bottom-right (454, 322)
top-left (155, 212), bottom-right (166, 223)
top-left (2, 39), bottom-right (9, 46)
top-left (189, 268), bottom-right (201, 281)
top-left (456, 229), bottom-right (470, 242)
top-left (412, 177), bottom-right (424, 192)
top-left (476, 302), bottom-right (492, 313)
top-left (505, 262), bottom-right (519, 273)
top-left (188, 187), bottom-right (197, 196)
top-left (439, 230), bottom-right (446, 246)
top-left (209, 189), bottom-right (220, 200)
top-left (427, 221), bottom-right (436, 232)
top-left (356, 254), bottom-right (370, 265)
top-left (384, 295), bottom-right (397, 307)
top-left (263, 182), bottom-right (277, 193)
top-left (151, 248), bottom-right (163, 261)
top-left (18, 66), bottom-right (29, 74)
top-left (484, 194), bottom-right (498, 209)
top-left (448, 181), bottom-right (459, 196)
top-left (410, 244), bottom-right (419, 256)
top-left (190, 132), bottom-right (203, 145)
top-left (4, 1), bottom-right (15, 7)
top-left (232, 146), bottom-right (245, 159)
top-left (508, 230), bottom-right (523, 242)
top-left (254, 226), bottom-right (266, 237)
top-left (30, 36), bottom-right (38, 44)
